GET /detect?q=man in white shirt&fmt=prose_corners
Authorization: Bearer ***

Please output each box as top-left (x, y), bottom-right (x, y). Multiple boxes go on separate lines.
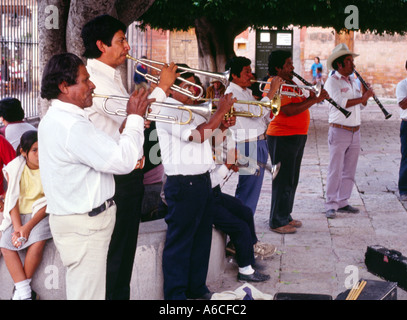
top-left (38, 53), bottom-right (152, 299)
top-left (324, 44), bottom-right (374, 218)
top-left (224, 56), bottom-right (282, 215)
top-left (81, 14), bottom-right (177, 300)
top-left (396, 60), bottom-right (407, 201)
top-left (156, 66), bottom-right (235, 299)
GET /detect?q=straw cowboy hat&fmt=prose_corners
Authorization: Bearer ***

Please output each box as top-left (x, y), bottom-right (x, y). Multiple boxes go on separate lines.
top-left (327, 43), bottom-right (359, 70)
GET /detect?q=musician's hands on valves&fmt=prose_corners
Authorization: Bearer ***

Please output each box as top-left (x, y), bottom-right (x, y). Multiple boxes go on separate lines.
top-left (126, 87), bottom-right (156, 125)
top-left (216, 93), bottom-right (237, 117)
top-left (157, 62), bottom-right (180, 94)
top-left (266, 76), bottom-right (284, 100)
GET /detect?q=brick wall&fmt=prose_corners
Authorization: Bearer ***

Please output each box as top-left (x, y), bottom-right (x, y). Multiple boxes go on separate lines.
top-left (132, 25), bottom-right (407, 98)
top-left (301, 27), bottom-right (407, 98)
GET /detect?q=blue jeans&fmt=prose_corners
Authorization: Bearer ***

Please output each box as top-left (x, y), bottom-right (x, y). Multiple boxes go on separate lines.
top-left (235, 139), bottom-right (268, 215)
top-left (399, 121), bottom-right (407, 195)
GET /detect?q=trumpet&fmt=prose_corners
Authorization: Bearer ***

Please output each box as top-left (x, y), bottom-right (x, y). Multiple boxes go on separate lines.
top-left (353, 70), bottom-right (392, 119)
top-left (200, 98), bottom-right (280, 117)
top-left (252, 79), bottom-right (322, 98)
top-left (292, 72), bottom-right (352, 119)
top-left (127, 54), bottom-right (231, 100)
top-left (92, 93), bottom-right (212, 125)
top-left (281, 82), bottom-right (322, 97)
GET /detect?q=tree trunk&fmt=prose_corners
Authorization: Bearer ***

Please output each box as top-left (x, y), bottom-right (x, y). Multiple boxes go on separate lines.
top-left (38, 0), bottom-right (156, 117)
top-left (38, 0), bottom-right (70, 118)
top-left (194, 16), bottom-right (246, 86)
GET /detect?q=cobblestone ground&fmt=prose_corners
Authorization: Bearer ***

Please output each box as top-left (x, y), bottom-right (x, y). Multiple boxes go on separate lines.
top-left (210, 99), bottom-right (407, 300)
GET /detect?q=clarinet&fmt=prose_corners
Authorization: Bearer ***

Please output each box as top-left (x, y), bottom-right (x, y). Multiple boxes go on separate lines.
top-left (292, 72), bottom-right (351, 119)
top-left (353, 70), bottom-right (392, 119)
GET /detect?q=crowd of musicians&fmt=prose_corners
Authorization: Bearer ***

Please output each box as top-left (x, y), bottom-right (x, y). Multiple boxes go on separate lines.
top-left (3, 14), bottom-right (399, 300)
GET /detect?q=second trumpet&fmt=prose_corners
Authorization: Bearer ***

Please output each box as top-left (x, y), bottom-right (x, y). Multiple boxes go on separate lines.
top-left (92, 93), bottom-right (213, 125)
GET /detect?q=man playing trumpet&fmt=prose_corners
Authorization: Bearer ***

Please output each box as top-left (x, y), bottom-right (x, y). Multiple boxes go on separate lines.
top-left (155, 65), bottom-right (237, 299)
top-left (81, 14), bottom-right (178, 300)
top-left (265, 50), bottom-right (329, 234)
top-left (224, 56), bottom-right (283, 216)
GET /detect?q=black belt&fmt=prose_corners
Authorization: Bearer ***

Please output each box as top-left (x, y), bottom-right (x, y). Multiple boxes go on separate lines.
top-left (88, 198), bottom-right (115, 217)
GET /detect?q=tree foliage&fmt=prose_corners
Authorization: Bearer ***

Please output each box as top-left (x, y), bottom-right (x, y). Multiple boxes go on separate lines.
top-left (140, 0), bottom-right (407, 35)
top-left (138, 0), bottom-right (407, 75)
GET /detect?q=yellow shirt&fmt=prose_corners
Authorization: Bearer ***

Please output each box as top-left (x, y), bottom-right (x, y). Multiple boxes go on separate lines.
top-left (18, 165), bottom-right (44, 214)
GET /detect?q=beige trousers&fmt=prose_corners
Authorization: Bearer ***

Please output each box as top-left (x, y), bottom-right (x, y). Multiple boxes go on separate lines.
top-left (49, 205), bottom-right (116, 300)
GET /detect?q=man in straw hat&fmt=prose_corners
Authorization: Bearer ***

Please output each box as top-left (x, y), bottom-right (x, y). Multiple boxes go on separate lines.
top-left (324, 43), bottom-right (374, 219)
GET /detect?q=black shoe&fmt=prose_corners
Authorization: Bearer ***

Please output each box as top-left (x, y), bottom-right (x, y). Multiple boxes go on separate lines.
top-left (338, 205), bottom-right (359, 214)
top-left (238, 270), bottom-right (270, 282)
top-left (325, 209), bottom-right (336, 219)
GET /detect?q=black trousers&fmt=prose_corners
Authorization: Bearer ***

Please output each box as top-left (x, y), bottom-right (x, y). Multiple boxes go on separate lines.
top-left (106, 169), bottom-right (144, 300)
top-left (162, 172), bottom-right (214, 300)
top-left (212, 186), bottom-right (258, 268)
top-left (267, 134), bottom-right (307, 229)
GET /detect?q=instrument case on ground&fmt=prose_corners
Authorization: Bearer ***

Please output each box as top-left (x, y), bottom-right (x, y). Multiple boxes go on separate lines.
top-left (273, 293), bottom-right (332, 300)
top-left (335, 279), bottom-right (397, 300)
top-left (365, 245), bottom-right (407, 291)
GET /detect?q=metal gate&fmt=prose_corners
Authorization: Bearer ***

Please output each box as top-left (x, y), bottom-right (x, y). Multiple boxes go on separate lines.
top-left (0, 0), bottom-right (39, 119)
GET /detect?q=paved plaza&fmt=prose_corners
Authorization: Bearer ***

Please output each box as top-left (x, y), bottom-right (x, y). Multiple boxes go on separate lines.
top-left (212, 99), bottom-right (407, 300)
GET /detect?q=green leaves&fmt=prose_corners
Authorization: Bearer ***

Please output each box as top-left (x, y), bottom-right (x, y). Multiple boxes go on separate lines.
top-left (140, 0), bottom-right (407, 35)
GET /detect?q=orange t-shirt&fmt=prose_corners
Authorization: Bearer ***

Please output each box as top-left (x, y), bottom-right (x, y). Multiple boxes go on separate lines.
top-left (263, 77), bottom-right (310, 136)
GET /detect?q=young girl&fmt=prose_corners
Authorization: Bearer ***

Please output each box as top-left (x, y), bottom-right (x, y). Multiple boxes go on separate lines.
top-left (0, 130), bottom-right (51, 300)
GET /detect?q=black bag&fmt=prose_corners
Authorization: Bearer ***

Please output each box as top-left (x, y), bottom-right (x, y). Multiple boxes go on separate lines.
top-left (365, 245), bottom-right (407, 291)
top-left (273, 292), bottom-right (332, 300)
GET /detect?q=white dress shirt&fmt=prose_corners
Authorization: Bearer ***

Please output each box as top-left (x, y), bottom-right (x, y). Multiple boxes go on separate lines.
top-left (156, 96), bottom-right (215, 176)
top-left (38, 99), bottom-right (145, 215)
top-left (86, 58), bottom-right (167, 140)
top-left (225, 82), bottom-right (271, 142)
top-left (396, 78), bottom-right (407, 120)
top-left (324, 71), bottom-right (364, 126)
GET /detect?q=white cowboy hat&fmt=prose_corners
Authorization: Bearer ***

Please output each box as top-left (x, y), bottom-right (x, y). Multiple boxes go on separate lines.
top-left (326, 43), bottom-right (359, 70)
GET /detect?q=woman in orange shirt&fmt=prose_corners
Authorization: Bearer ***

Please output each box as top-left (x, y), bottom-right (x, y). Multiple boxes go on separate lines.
top-left (266, 50), bottom-right (328, 234)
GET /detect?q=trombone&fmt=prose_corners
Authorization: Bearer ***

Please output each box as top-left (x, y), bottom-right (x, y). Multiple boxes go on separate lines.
top-left (127, 54), bottom-right (231, 100)
top-left (92, 93), bottom-right (213, 125)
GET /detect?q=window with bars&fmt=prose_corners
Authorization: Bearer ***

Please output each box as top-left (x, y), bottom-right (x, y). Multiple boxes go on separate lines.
top-left (0, 0), bottom-right (39, 120)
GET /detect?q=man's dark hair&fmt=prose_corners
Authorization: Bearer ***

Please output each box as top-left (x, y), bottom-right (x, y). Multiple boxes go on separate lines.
top-left (332, 54), bottom-right (351, 71)
top-left (225, 56), bottom-right (251, 81)
top-left (81, 14), bottom-right (127, 59)
top-left (174, 63), bottom-right (194, 87)
top-left (268, 50), bottom-right (292, 76)
top-left (41, 53), bottom-right (84, 100)
top-left (0, 97), bottom-right (25, 122)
